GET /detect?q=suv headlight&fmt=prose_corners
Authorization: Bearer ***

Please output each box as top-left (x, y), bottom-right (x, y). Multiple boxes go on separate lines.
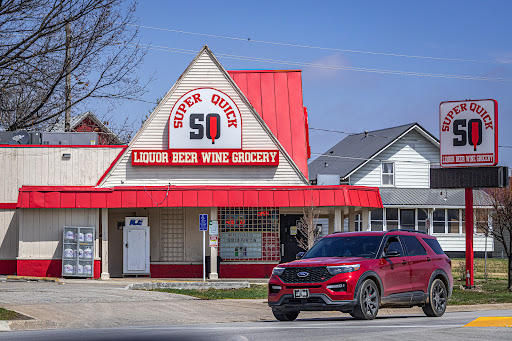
top-left (272, 267), bottom-right (285, 276)
top-left (327, 264), bottom-right (360, 275)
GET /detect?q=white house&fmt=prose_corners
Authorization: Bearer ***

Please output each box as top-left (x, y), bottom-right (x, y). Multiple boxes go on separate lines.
top-left (309, 123), bottom-right (494, 257)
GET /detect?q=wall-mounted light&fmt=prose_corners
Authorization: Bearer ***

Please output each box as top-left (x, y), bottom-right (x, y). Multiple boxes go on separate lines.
top-left (62, 153), bottom-right (71, 159)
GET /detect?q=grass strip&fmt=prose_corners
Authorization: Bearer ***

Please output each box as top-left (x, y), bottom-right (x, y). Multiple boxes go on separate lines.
top-left (153, 284), bottom-right (268, 299)
top-left (0, 307), bottom-right (28, 320)
top-left (449, 279), bottom-right (512, 305)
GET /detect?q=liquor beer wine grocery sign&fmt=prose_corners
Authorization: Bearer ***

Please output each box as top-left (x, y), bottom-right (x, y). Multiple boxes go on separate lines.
top-left (440, 99), bottom-right (498, 167)
top-left (131, 88), bottom-right (279, 166)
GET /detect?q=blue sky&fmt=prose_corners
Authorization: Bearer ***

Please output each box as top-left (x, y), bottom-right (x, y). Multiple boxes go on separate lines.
top-left (103, 0), bottom-right (512, 169)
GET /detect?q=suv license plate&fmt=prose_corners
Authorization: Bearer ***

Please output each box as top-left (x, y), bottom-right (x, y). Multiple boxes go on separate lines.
top-left (293, 289), bottom-right (309, 298)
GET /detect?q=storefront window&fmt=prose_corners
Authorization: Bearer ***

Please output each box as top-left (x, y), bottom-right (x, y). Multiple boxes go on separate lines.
top-left (433, 209), bottom-right (446, 234)
top-left (219, 207), bottom-right (280, 261)
top-left (370, 209), bottom-right (383, 231)
top-left (417, 208), bottom-right (428, 233)
top-left (386, 208), bottom-right (399, 230)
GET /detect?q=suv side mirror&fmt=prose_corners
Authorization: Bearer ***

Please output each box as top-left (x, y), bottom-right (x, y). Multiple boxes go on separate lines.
top-left (384, 249), bottom-right (401, 258)
top-left (296, 252), bottom-right (305, 260)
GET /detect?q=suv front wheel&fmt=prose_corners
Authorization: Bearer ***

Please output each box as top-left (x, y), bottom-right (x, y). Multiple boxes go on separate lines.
top-left (272, 308), bottom-right (299, 321)
top-left (350, 279), bottom-right (379, 320)
top-left (422, 278), bottom-right (447, 317)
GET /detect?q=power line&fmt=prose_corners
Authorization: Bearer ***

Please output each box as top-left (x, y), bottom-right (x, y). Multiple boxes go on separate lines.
top-left (125, 42), bottom-right (512, 82)
top-left (127, 23), bottom-right (512, 65)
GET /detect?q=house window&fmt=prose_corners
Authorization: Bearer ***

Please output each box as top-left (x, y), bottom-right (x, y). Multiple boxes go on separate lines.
top-left (433, 209), bottom-right (446, 233)
top-left (381, 162), bottom-right (395, 186)
top-left (370, 209), bottom-right (383, 231)
top-left (475, 209), bottom-right (490, 234)
top-left (386, 208), bottom-right (399, 230)
top-left (447, 209), bottom-right (460, 233)
top-left (417, 208), bottom-right (428, 233)
top-left (400, 209), bottom-right (415, 229)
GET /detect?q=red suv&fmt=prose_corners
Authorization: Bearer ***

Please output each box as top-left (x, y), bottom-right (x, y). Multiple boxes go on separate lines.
top-left (268, 230), bottom-right (453, 321)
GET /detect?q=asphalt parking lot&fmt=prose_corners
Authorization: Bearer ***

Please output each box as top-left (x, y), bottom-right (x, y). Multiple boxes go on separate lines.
top-left (1, 277), bottom-right (512, 332)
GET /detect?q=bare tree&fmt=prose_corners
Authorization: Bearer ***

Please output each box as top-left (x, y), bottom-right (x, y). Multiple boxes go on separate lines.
top-left (476, 187), bottom-right (512, 291)
top-left (0, 0), bottom-right (148, 131)
top-left (296, 206), bottom-right (321, 251)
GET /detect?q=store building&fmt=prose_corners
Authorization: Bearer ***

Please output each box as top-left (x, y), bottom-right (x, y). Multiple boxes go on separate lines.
top-left (0, 46), bottom-right (382, 279)
top-left (309, 123), bottom-right (495, 257)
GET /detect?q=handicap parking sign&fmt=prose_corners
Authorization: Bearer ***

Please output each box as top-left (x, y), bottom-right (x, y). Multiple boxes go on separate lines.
top-left (199, 214), bottom-right (208, 231)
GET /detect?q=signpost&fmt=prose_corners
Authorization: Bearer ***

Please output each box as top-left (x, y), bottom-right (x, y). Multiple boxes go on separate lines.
top-left (437, 99), bottom-right (499, 288)
top-left (199, 214), bottom-right (208, 282)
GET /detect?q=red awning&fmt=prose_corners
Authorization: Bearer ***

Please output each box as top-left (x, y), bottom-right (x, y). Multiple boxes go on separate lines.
top-left (16, 185), bottom-right (382, 209)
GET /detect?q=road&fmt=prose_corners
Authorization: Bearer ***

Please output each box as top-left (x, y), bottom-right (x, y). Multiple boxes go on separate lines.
top-left (1, 309), bottom-right (512, 340)
top-left (1, 278), bottom-right (511, 339)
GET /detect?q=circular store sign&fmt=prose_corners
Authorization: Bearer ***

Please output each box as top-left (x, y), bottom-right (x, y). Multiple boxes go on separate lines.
top-left (169, 88), bottom-right (242, 149)
top-left (439, 99), bottom-right (498, 167)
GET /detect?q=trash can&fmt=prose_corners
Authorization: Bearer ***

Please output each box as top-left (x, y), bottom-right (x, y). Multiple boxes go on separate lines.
top-left (205, 256), bottom-right (222, 276)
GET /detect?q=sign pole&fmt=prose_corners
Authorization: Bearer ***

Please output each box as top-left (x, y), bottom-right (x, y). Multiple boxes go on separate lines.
top-left (465, 187), bottom-right (474, 287)
top-left (203, 230), bottom-right (205, 282)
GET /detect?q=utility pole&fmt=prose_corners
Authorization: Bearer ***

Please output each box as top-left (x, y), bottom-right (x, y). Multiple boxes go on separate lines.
top-left (65, 20), bottom-right (71, 132)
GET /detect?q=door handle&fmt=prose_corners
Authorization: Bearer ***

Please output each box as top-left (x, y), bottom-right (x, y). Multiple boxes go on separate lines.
top-left (426, 257), bottom-right (431, 261)
top-left (402, 260), bottom-right (407, 265)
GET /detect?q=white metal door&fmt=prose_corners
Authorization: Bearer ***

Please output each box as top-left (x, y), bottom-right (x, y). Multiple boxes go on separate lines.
top-left (123, 226), bottom-right (150, 274)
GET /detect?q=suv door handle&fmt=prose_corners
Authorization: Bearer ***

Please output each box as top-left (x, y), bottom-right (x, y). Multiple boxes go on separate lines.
top-left (402, 260), bottom-right (407, 265)
top-left (426, 257), bottom-right (431, 261)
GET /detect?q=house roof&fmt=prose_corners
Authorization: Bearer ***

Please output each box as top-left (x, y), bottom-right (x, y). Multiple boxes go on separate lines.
top-left (379, 188), bottom-right (490, 207)
top-left (47, 111), bottom-right (122, 144)
top-left (308, 123), bottom-right (438, 181)
top-left (227, 70), bottom-right (309, 179)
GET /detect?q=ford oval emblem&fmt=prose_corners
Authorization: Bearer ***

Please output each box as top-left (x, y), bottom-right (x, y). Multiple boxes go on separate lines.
top-left (297, 272), bottom-right (309, 278)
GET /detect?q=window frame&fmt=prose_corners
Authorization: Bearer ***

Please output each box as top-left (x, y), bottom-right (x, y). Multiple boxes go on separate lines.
top-left (381, 161), bottom-right (395, 187)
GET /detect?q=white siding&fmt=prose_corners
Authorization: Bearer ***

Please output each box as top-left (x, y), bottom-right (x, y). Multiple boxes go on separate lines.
top-left (436, 234), bottom-right (494, 252)
top-left (0, 147), bottom-right (122, 202)
top-left (18, 208), bottom-right (100, 259)
top-left (351, 130), bottom-right (439, 188)
top-left (102, 50), bottom-right (305, 187)
top-left (0, 209), bottom-right (17, 259)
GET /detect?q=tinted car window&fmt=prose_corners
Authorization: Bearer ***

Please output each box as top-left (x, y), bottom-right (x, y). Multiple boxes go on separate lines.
top-left (423, 238), bottom-right (445, 254)
top-left (303, 236), bottom-right (382, 259)
top-left (402, 236), bottom-right (427, 256)
top-left (383, 236), bottom-right (404, 256)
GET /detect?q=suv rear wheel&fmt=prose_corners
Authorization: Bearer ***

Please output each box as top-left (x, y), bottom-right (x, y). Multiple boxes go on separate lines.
top-left (272, 308), bottom-right (299, 321)
top-left (422, 278), bottom-right (447, 317)
top-left (350, 279), bottom-right (379, 320)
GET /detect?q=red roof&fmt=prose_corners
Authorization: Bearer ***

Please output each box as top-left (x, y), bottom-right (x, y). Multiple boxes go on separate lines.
top-left (16, 185), bottom-right (382, 209)
top-left (228, 70), bottom-right (310, 180)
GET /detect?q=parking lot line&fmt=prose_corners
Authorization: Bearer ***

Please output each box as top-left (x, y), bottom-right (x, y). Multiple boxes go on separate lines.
top-left (464, 317), bottom-right (512, 327)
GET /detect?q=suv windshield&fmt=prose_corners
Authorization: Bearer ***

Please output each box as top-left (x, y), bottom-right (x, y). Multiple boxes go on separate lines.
top-left (303, 236), bottom-right (383, 259)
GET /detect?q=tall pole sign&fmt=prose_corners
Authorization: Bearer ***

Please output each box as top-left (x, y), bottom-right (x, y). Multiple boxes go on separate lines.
top-left (439, 99), bottom-right (498, 287)
top-left (440, 99), bottom-right (498, 167)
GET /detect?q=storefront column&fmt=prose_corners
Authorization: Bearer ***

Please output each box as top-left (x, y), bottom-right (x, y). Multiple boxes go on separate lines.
top-left (209, 207), bottom-right (219, 280)
top-left (334, 207), bottom-right (343, 232)
top-left (100, 208), bottom-right (110, 280)
top-left (348, 207), bottom-right (356, 231)
top-left (361, 208), bottom-right (369, 231)
top-left (328, 213), bottom-right (334, 234)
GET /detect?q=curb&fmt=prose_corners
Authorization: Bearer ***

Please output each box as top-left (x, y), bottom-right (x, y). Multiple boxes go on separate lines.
top-left (126, 281), bottom-right (251, 290)
top-left (0, 321), bottom-right (10, 332)
top-left (6, 275), bottom-right (61, 283)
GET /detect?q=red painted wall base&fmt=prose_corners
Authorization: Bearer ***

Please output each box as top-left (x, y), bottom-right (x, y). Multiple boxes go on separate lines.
top-left (150, 263), bottom-right (275, 278)
top-left (0, 260), bottom-right (17, 275)
top-left (16, 259), bottom-right (101, 279)
top-left (4, 260), bottom-right (274, 279)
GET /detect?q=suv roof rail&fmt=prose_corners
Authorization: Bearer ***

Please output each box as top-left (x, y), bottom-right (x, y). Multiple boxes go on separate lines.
top-left (386, 229), bottom-right (427, 235)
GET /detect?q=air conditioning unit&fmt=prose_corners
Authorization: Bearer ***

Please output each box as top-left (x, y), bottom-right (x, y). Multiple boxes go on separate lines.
top-left (9, 131), bottom-right (31, 145)
top-left (42, 132), bottom-right (98, 145)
